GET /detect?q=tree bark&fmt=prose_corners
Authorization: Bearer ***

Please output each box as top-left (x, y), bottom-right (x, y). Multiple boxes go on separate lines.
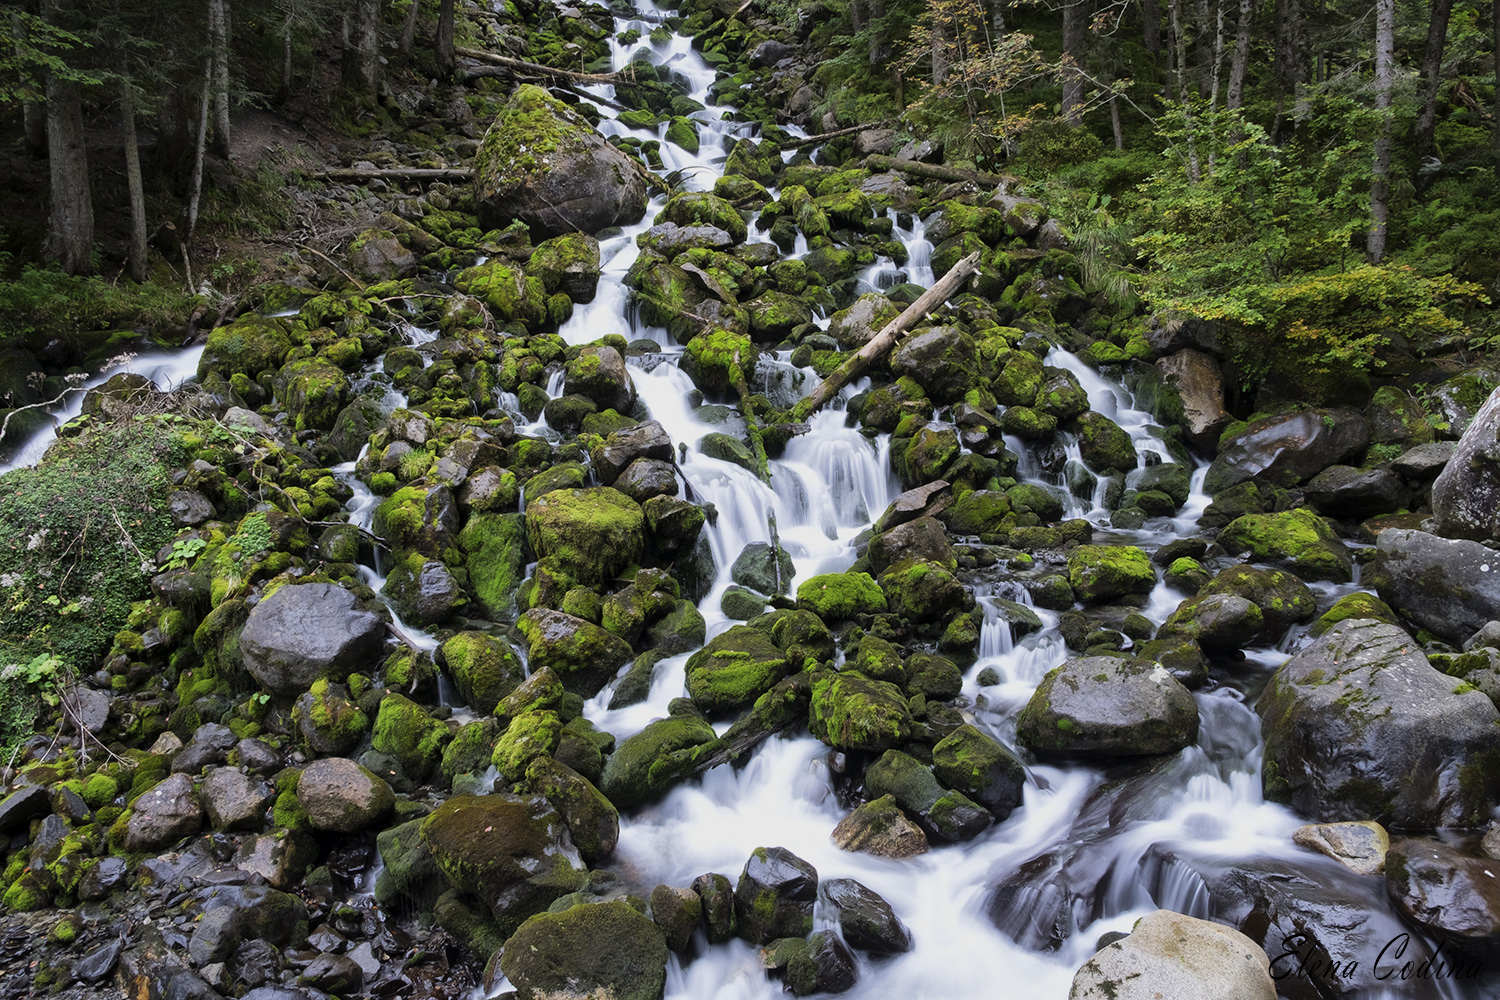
top-left (1494, 0), bottom-right (1500, 149)
top-left (931, 13), bottom-right (950, 86)
top-left (184, 56), bottom-right (213, 292)
top-left (209, 0), bottom-right (232, 158)
top-left (1226, 0), bottom-right (1253, 110)
top-left (990, 0), bottom-right (1005, 35)
top-left (436, 0), bottom-right (456, 78)
top-left (1111, 92), bottom-right (1124, 149)
top-left (1061, 0), bottom-right (1089, 123)
top-left (41, 0), bottom-right (93, 276)
top-left (11, 11), bottom-right (46, 157)
top-left (1194, 0), bottom-right (1213, 95)
top-left (344, 0), bottom-right (380, 95)
top-left (280, 7), bottom-right (293, 102)
top-left (1414, 0), bottom-right (1453, 159)
top-left (120, 78), bottom-right (148, 283)
top-left (1274, 0), bottom-right (1305, 88)
top-left (1369, 0), bottom-right (1394, 263)
top-left (1171, 0), bottom-right (1201, 182)
top-left (400, 0), bottom-right (420, 56)
top-left (793, 252), bottom-right (982, 420)
top-left (1143, 0), bottom-right (1162, 56)
top-left (1208, 0), bottom-right (1225, 109)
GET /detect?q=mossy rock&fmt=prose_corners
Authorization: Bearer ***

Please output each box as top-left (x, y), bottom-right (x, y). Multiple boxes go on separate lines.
top-left (198, 315), bottom-right (292, 380)
top-left (1217, 508), bottom-right (1353, 583)
top-left (1066, 545), bottom-right (1154, 604)
top-left (1073, 411), bottom-right (1138, 475)
top-left (685, 625), bottom-right (790, 716)
top-left (372, 692), bottom-right (452, 782)
top-left (993, 351), bottom-right (1044, 407)
top-left (519, 756), bottom-right (620, 864)
top-left (938, 490), bottom-right (1012, 535)
top-left (420, 792), bottom-right (589, 935)
top-left (1200, 564), bottom-right (1317, 642)
top-left (514, 608), bottom-right (634, 699)
top-left (1309, 592), bottom-right (1398, 638)
top-left (525, 487), bottom-right (644, 586)
top-left (845, 634), bottom-right (905, 684)
top-left (931, 724), bottom-right (1026, 818)
top-left (809, 672), bottom-right (912, 751)
top-left (878, 558), bottom-right (974, 625)
top-left (796, 572), bottom-right (886, 621)
top-left (453, 260), bottom-right (547, 329)
top-left (600, 713), bottom-right (718, 810)
top-left (1016, 655), bottom-right (1200, 758)
top-left (528, 232), bottom-right (602, 303)
top-left (439, 631), bottom-right (525, 714)
top-left (656, 191), bottom-right (747, 244)
top-left (273, 358), bottom-right (351, 433)
top-left (459, 512), bottom-right (528, 622)
top-left (682, 327), bottom-right (756, 397)
top-left (500, 899), bottom-right (668, 1000)
top-left (492, 709), bottom-right (563, 780)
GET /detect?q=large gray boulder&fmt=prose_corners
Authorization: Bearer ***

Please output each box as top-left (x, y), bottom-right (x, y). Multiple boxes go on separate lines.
top-left (123, 773), bottom-right (202, 851)
top-left (1386, 838), bottom-right (1500, 951)
top-left (474, 85), bottom-right (647, 237)
top-left (499, 899), bottom-right (668, 1000)
top-left (1155, 348), bottom-right (1230, 452)
top-left (1017, 655), bottom-right (1200, 758)
top-left (1370, 528), bottom-right (1500, 644)
top-left (1069, 910), bottom-right (1275, 1000)
top-left (1430, 385), bottom-right (1500, 540)
top-left (1257, 618), bottom-right (1500, 828)
top-left (1204, 408), bottom-right (1369, 494)
top-left (239, 582), bottom-right (386, 696)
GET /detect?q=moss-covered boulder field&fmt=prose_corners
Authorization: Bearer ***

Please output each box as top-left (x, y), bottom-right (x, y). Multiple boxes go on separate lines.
top-left (1, 0), bottom-right (1499, 997)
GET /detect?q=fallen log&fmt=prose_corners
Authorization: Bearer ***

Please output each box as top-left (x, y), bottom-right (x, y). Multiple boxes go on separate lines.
top-left (862, 153), bottom-right (1010, 189)
top-left (457, 46), bottom-right (628, 85)
top-left (310, 167), bottom-right (473, 182)
top-left (780, 121), bottom-right (893, 150)
top-left (791, 250), bottom-right (982, 421)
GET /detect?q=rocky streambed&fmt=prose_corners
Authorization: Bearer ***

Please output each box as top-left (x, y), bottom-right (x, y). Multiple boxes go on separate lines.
top-left (2, 1), bottom-right (1500, 999)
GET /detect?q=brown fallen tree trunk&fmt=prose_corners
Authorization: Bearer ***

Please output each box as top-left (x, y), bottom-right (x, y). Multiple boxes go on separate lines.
top-left (861, 154), bottom-right (1010, 188)
top-left (457, 47), bottom-right (629, 84)
top-left (310, 167), bottom-right (475, 181)
top-left (792, 251), bottom-right (982, 421)
top-left (781, 121), bottom-right (893, 149)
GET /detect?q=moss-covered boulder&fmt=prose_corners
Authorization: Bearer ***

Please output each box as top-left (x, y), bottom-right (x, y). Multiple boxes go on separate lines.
top-left (564, 344), bottom-right (635, 413)
top-left (528, 232), bottom-right (602, 303)
top-left (1217, 508), bottom-right (1353, 583)
top-left (453, 260), bottom-right (546, 329)
top-left (879, 558), bottom-right (974, 624)
top-left (492, 709), bottom-right (563, 779)
top-left (890, 326), bottom-right (981, 404)
top-left (500, 899), bottom-right (669, 1000)
top-left (1158, 594), bottom-right (1264, 653)
top-left (657, 191), bottom-right (747, 244)
top-left (198, 315), bottom-right (292, 380)
top-left (938, 490), bottom-right (1013, 536)
top-left (809, 672), bottom-right (912, 751)
top-left (600, 713), bottom-right (718, 810)
top-left (683, 326), bottom-right (756, 397)
top-left (1199, 565), bottom-right (1318, 642)
top-left (274, 359), bottom-right (350, 433)
top-left (734, 846), bottom-right (818, 944)
top-left (828, 293), bottom-right (901, 348)
top-left (381, 553), bottom-right (467, 626)
top-left (373, 485), bottom-right (461, 560)
top-left (420, 793), bottom-right (589, 934)
top-left (1308, 592), bottom-right (1398, 638)
top-left (371, 692), bottom-right (452, 783)
top-left (1016, 655), bottom-right (1200, 758)
top-left (525, 487), bottom-right (644, 586)
top-left (731, 541), bottom-right (796, 596)
top-left (1067, 545), bottom-right (1155, 603)
top-left (459, 512), bottom-right (527, 621)
top-left (439, 631), bottom-right (526, 714)
top-left (519, 756), bottom-right (619, 864)
top-left (293, 679), bottom-right (369, 755)
top-left (474, 84), bottom-right (647, 237)
top-left (1258, 618), bottom-right (1500, 827)
top-left (864, 750), bottom-right (992, 842)
top-left (685, 625), bottom-right (790, 716)
top-left (745, 290), bottom-right (813, 341)
top-left (514, 608), bottom-right (634, 698)
top-left (899, 423), bottom-right (960, 486)
top-left (796, 572), bottom-right (886, 621)
top-left (931, 724), bottom-right (1026, 819)
top-left (993, 350), bottom-right (1045, 407)
top-left (1073, 411), bottom-right (1138, 475)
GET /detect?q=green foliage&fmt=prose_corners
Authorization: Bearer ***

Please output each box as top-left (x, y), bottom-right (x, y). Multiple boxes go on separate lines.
top-left (0, 256), bottom-right (198, 351)
top-left (165, 536), bottom-right (207, 570)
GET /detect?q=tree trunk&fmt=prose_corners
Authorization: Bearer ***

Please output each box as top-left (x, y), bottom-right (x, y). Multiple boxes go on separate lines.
top-left (120, 78), bottom-right (148, 283)
top-left (1111, 92), bottom-right (1123, 149)
top-left (41, 0), bottom-right (93, 276)
top-left (1274, 0), bottom-right (1305, 88)
top-left (1194, 0), bottom-right (1213, 95)
top-left (1143, 0), bottom-right (1162, 56)
top-left (436, 0), bottom-right (456, 78)
top-left (1227, 0), bottom-right (1253, 109)
top-left (1414, 0), bottom-right (1453, 159)
top-left (280, 7), bottom-right (293, 102)
top-left (868, 0), bottom-right (889, 63)
top-left (209, 0), bottom-right (232, 158)
top-left (11, 11), bottom-right (46, 157)
top-left (1171, 0), bottom-right (1201, 182)
top-left (793, 252), bottom-right (982, 420)
top-left (184, 57), bottom-right (213, 292)
top-left (850, 0), bottom-right (865, 32)
top-left (990, 0), bottom-right (1005, 35)
top-left (1061, 0), bottom-right (1088, 123)
top-left (1494, 0), bottom-right (1500, 149)
top-left (931, 15), bottom-right (950, 86)
top-left (1208, 0), bottom-right (1225, 109)
top-left (400, 0), bottom-right (420, 56)
top-left (1369, 0), bottom-right (1394, 263)
top-left (344, 0), bottom-right (380, 95)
